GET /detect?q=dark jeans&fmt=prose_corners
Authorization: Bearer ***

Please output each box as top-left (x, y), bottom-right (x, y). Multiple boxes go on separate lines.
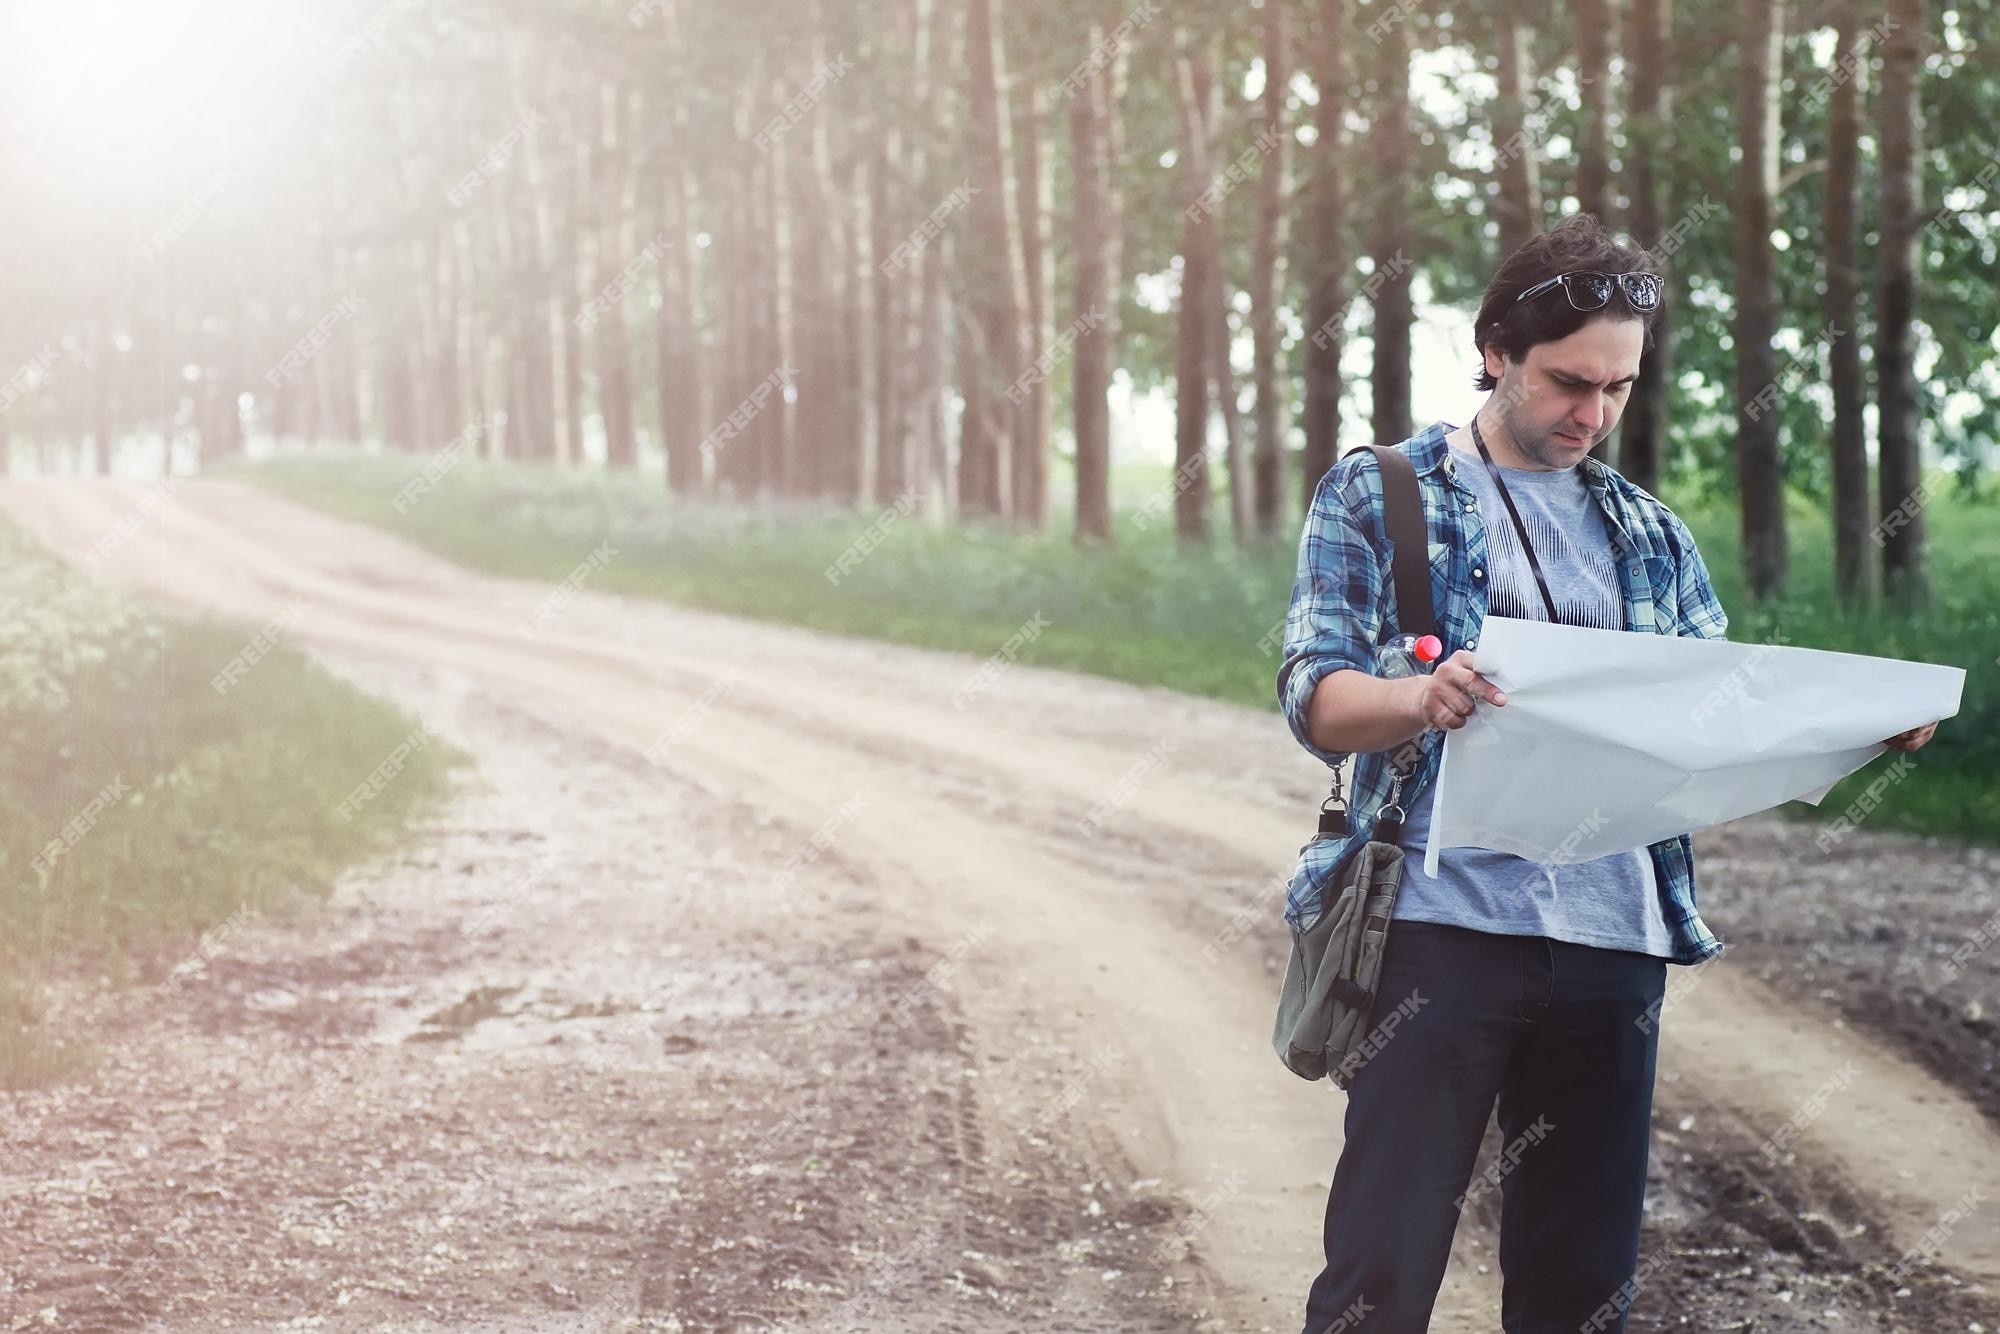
top-left (1300, 920), bottom-right (1669, 1334)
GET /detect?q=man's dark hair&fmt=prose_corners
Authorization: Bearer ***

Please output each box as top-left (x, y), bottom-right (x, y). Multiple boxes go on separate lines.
top-left (1471, 213), bottom-right (1663, 391)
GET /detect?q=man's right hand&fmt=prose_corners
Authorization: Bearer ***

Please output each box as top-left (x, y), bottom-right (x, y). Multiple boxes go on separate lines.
top-left (1409, 648), bottom-right (1508, 732)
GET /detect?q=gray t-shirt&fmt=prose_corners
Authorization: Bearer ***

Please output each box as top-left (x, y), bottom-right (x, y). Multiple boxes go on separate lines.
top-left (1388, 439), bottom-right (1675, 959)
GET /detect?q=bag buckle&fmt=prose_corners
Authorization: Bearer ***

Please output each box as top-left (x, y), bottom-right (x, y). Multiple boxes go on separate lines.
top-left (1317, 765), bottom-right (1349, 836)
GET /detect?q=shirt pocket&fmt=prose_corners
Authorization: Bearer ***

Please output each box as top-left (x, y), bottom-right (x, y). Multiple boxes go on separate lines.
top-left (1424, 540), bottom-right (1455, 627)
top-left (1641, 554), bottom-right (1677, 634)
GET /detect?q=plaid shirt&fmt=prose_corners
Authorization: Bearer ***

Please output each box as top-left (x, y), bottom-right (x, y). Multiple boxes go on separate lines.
top-left (1275, 420), bottom-right (1731, 965)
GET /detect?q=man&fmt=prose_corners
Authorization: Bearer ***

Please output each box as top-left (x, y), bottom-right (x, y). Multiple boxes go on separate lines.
top-left (1274, 213), bottom-right (1939, 1333)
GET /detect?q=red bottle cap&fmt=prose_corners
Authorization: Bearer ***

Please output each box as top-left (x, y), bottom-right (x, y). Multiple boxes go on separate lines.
top-left (1414, 634), bottom-right (1443, 663)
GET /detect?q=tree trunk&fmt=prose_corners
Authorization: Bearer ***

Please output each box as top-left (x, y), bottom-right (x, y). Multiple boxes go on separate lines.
top-left (1301, 0), bottom-right (1348, 504)
top-left (1619, 0), bottom-right (1671, 492)
top-left (409, 234), bottom-right (440, 450)
top-left (434, 220), bottom-right (462, 448)
top-left (656, 128), bottom-right (704, 496)
top-left (871, 94), bottom-right (909, 506)
top-left (1171, 32), bottom-right (1218, 544)
top-left (90, 297), bottom-right (116, 473)
top-left (1492, 0), bottom-right (1543, 257)
top-left (598, 85), bottom-right (638, 470)
top-left (1209, 242), bottom-right (1249, 544)
top-left (1875, 0), bottom-right (1927, 602)
top-left (1369, 11), bottom-right (1413, 447)
top-left (1825, 0), bottom-right (1870, 602)
top-left (920, 250), bottom-right (952, 513)
top-left (654, 3), bottom-right (703, 497)
top-left (961, 0), bottom-right (1028, 519)
top-left (457, 215), bottom-right (490, 448)
top-left (1069, 9), bottom-right (1115, 544)
top-left (1574, 0), bottom-right (1617, 465)
top-left (907, 0), bottom-right (957, 518)
top-left (836, 151), bottom-right (869, 504)
top-left (559, 111), bottom-right (587, 465)
top-left (718, 97), bottom-right (753, 495)
top-left (505, 38), bottom-right (561, 464)
top-left (1732, 0), bottom-right (1787, 600)
top-left (490, 198), bottom-right (521, 458)
top-left (712, 117), bottom-right (744, 491)
top-left (1250, 0), bottom-right (1290, 538)
top-left (1573, 0), bottom-right (1614, 225)
top-left (1012, 79), bottom-right (1054, 530)
top-left (330, 244), bottom-right (365, 446)
top-left (791, 53), bottom-right (834, 498)
top-left (756, 84), bottom-right (793, 497)
top-left (718, 89), bottom-right (759, 496)
top-left (1185, 31), bottom-right (1246, 544)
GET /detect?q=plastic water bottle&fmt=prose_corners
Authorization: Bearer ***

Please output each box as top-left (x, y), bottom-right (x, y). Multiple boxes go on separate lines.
top-left (1376, 633), bottom-right (1443, 679)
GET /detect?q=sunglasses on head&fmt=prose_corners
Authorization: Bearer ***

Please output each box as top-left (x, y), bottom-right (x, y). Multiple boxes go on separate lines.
top-left (1509, 270), bottom-right (1662, 314)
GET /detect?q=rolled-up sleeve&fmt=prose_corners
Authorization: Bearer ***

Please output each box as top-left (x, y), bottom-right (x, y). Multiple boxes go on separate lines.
top-left (1275, 461), bottom-right (1386, 769)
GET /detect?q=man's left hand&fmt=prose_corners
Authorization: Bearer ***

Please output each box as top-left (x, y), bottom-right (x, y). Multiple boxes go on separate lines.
top-left (1883, 721), bottom-right (1939, 752)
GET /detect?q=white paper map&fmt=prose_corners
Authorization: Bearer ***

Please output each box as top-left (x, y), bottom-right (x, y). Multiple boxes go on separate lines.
top-left (1424, 616), bottom-right (1967, 874)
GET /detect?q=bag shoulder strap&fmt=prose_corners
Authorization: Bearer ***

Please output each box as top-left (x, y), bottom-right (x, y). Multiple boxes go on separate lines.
top-left (1314, 443), bottom-right (1436, 830)
top-left (1341, 443), bottom-right (1436, 640)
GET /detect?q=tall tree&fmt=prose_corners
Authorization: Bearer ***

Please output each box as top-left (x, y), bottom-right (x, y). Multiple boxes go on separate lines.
top-left (961, 0), bottom-right (1029, 518)
top-left (1170, 30), bottom-right (1220, 544)
top-left (596, 84), bottom-right (638, 471)
top-left (758, 75), bottom-right (796, 495)
top-left (1206, 199), bottom-right (1250, 541)
top-left (1069, 8), bottom-right (1119, 544)
top-left (793, 24), bottom-right (841, 497)
top-left (870, 33), bottom-right (908, 507)
top-left (1731, 0), bottom-right (1786, 600)
top-left (1368, 6), bottom-right (1413, 447)
top-left (558, 92), bottom-right (586, 467)
top-left (655, 14), bottom-right (706, 500)
top-left (1249, 0), bottom-right (1290, 538)
top-left (1492, 0), bottom-right (1543, 258)
top-left (1575, 0), bottom-right (1616, 466)
top-left (834, 149), bottom-right (869, 504)
top-left (1824, 0), bottom-right (1870, 601)
top-left (504, 33), bottom-right (561, 463)
top-left (911, 0), bottom-right (958, 514)
top-left (1013, 79), bottom-right (1055, 530)
top-left (1178, 30), bottom-right (1248, 544)
top-left (1573, 0), bottom-right (1615, 224)
top-left (1875, 0), bottom-right (1928, 602)
top-left (1619, 0), bottom-right (1671, 493)
top-left (1300, 0), bottom-right (1349, 502)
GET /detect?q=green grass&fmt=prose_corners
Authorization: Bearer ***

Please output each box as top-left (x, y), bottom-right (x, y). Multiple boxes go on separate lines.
top-left (1, 518), bottom-right (462, 1086)
top-left (231, 449), bottom-right (1999, 847)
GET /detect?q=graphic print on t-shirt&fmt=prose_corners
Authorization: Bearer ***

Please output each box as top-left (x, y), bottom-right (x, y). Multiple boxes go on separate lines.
top-left (1483, 494), bottom-right (1624, 630)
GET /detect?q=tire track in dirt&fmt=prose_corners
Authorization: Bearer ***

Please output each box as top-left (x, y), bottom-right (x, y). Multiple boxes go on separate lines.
top-left (2, 653), bottom-right (1229, 1329)
top-left (9, 475), bottom-right (1998, 1321)
top-left (4, 477), bottom-right (1503, 1329)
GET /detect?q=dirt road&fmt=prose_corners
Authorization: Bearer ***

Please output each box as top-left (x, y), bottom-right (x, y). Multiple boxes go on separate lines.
top-left (2, 476), bottom-right (1994, 1331)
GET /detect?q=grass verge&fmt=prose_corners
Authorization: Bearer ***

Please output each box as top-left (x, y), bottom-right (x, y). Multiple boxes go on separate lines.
top-left (234, 450), bottom-right (1997, 847)
top-left (1, 517), bottom-right (460, 1087)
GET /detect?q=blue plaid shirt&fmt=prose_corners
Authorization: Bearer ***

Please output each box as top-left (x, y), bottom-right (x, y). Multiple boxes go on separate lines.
top-left (1275, 420), bottom-right (1731, 965)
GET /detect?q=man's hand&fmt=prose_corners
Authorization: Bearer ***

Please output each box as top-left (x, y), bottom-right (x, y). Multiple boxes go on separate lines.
top-left (1883, 721), bottom-right (1939, 752)
top-left (1412, 648), bottom-right (1508, 732)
